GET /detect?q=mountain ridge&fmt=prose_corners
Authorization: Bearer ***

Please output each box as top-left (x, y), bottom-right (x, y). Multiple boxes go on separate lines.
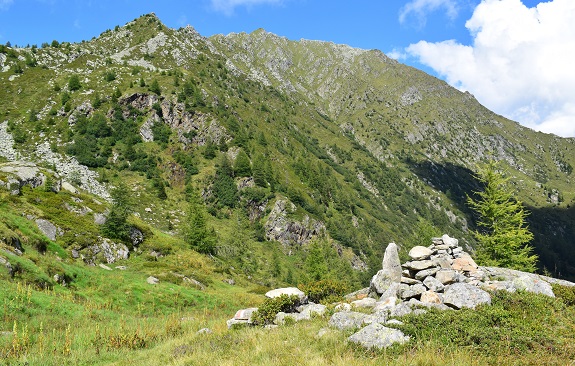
top-left (1, 13), bottom-right (574, 279)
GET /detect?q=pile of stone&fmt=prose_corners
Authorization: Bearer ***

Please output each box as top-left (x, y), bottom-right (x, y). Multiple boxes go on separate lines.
top-left (369, 234), bottom-right (555, 309)
top-left (227, 235), bottom-right (573, 350)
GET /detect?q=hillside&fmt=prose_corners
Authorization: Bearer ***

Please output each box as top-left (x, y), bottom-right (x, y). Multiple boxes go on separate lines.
top-left (1, 13), bottom-right (575, 364)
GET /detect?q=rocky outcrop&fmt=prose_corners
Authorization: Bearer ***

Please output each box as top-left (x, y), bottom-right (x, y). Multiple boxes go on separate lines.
top-left (74, 237), bottom-right (130, 265)
top-left (0, 121), bottom-right (17, 161)
top-left (0, 161), bottom-right (46, 195)
top-left (264, 199), bottom-right (326, 246)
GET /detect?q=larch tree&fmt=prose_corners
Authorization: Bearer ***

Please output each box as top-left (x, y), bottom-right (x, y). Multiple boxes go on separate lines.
top-left (467, 160), bottom-right (538, 272)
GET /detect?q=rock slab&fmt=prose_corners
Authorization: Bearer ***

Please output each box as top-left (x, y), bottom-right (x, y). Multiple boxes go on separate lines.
top-left (348, 323), bottom-right (410, 349)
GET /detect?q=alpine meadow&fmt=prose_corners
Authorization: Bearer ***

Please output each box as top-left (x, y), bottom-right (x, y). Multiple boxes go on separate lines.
top-left (1, 13), bottom-right (575, 365)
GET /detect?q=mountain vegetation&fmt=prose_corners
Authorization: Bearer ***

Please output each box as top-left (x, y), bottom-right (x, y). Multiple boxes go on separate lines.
top-left (1, 13), bottom-right (574, 364)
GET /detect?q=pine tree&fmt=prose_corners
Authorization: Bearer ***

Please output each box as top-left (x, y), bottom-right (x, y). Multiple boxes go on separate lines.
top-left (234, 150), bottom-right (252, 177)
top-left (102, 183), bottom-right (132, 241)
top-left (467, 160), bottom-right (538, 272)
top-left (182, 190), bottom-right (216, 254)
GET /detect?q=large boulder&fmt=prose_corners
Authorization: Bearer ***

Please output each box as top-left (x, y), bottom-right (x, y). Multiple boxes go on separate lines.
top-left (512, 275), bottom-right (555, 297)
top-left (35, 219), bottom-right (58, 241)
top-left (348, 323), bottom-right (410, 349)
top-left (370, 243), bottom-right (402, 295)
top-left (265, 287), bottom-right (307, 302)
top-left (328, 311), bottom-right (368, 330)
top-left (0, 161), bottom-right (46, 194)
top-left (443, 283), bottom-right (491, 309)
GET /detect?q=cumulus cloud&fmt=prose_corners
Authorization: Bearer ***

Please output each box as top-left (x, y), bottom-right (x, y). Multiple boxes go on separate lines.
top-left (210, 0), bottom-right (284, 15)
top-left (399, 0), bottom-right (459, 26)
top-left (406, 0), bottom-right (575, 137)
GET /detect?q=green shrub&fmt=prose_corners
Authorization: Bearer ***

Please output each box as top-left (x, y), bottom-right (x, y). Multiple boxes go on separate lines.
top-left (552, 284), bottom-right (575, 306)
top-left (300, 279), bottom-right (349, 304)
top-left (251, 294), bottom-right (300, 326)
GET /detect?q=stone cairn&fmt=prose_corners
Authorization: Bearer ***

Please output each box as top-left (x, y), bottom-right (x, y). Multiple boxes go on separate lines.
top-left (227, 234), bottom-right (569, 350)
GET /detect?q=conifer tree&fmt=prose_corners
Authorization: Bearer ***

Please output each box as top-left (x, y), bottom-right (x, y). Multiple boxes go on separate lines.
top-left (102, 183), bottom-right (132, 241)
top-left (467, 160), bottom-right (538, 272)
top-left (183, 189), bottom-right (216, 254)
top-left (234, 150), bottom-right (252, 177)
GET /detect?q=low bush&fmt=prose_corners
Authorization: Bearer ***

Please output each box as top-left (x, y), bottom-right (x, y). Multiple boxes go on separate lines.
top-left (300, 279), bottom-right (349, 304)
top-left (552, 284), bottom-right (575, 306)
top-left (251, 294), bottom-right (300, 325)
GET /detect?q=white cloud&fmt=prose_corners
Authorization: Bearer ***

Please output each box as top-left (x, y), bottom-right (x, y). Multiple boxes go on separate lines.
top-left (210, 0), bottom-right (283, 15)
top-left (0, 0), bottom-right (14, 11)
top-left (388, 48), bottom-right (407, 60)
top-left (399, 0), bottom-right (459, 26)
top-left (406, 0), bottom-right (575, 137)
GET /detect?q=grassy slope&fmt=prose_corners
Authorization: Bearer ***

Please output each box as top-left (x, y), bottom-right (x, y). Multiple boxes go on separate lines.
top-left (1, 13), bottom-right (575, 365)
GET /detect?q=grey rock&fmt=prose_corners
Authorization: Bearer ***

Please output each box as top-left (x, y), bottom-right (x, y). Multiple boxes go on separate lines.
top-left (351, 297), bottom-right (377, 308)
top-left (61, 181), bottom-right (78, 194)
top-left (435, 269), bottom-right (457, 285)
top-left (265, 287), bottom-right (307, 302)
top-left (379, 282), bottom-right (401, 300)
top-left (298, 303), bottom-right (327, 319)
top-left (403, 260), bottom-right (436, 271)
top-left (35, 219), bottom-right (58, 241)
top-left (390, 303), bottom-right (413, 317)
top-left (275, 312), bottom-right (301, 325)
top-left (328, 311), bottom-right (368, 330)
top-left (0, 161), bottom-right (46, 191)
top-left (512, 275), bottom-right (555, 297)
top-left (423, 276), bottom-right (445, 292)
top-left (147, 276), bottom-right (159, 285)
top-left (408, 246), bottom-right (432, 260)
top-left (196, 328), bottom-right (212, 335)
top-left (348, 323), bottom-right (410, 349)
top-left (98, 263), bottom-right (112, 271)
top-left (443, 283), bottom-right (491, 309)
top-left (442, 234), bottom-right (459, 248)
top-left (233, 307), bottom-right (258, 321)
top-left (400, 284), bottom-right (426, 300)
top-left (94, 213), bottom-right (107, 225)
top-left (414, 267), bottom-right (440, 281)
top-left (226, 318), bottom-right (251, 329)
top-left (129, 227), bottom-right (144, 246)
top-left (364, 311), bottom-right (389, 325)
top-left (369, 242), bottom-right (402, 294)
top-left (401, 276), bottom-right (421, 285)
top-left (85, 238), bottom-right (129, 264)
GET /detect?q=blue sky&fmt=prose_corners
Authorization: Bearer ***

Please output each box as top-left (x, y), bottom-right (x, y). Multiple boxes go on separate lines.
top-left (1, 0), bottom-right (574, 137)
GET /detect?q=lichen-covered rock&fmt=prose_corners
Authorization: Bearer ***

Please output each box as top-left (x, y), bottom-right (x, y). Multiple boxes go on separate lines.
top-left (370, 243), bottom-right (402, 295)
top-left (443, 283), bottom-right (491, 309)
top-left (348, 323), bottom-right (410, 349)
top-left (328, 311), bottom-right (368, 330)
top-left (512, 275), bottom-right (555, 297)
top-left (35, 219), bottom-right (58, 241)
